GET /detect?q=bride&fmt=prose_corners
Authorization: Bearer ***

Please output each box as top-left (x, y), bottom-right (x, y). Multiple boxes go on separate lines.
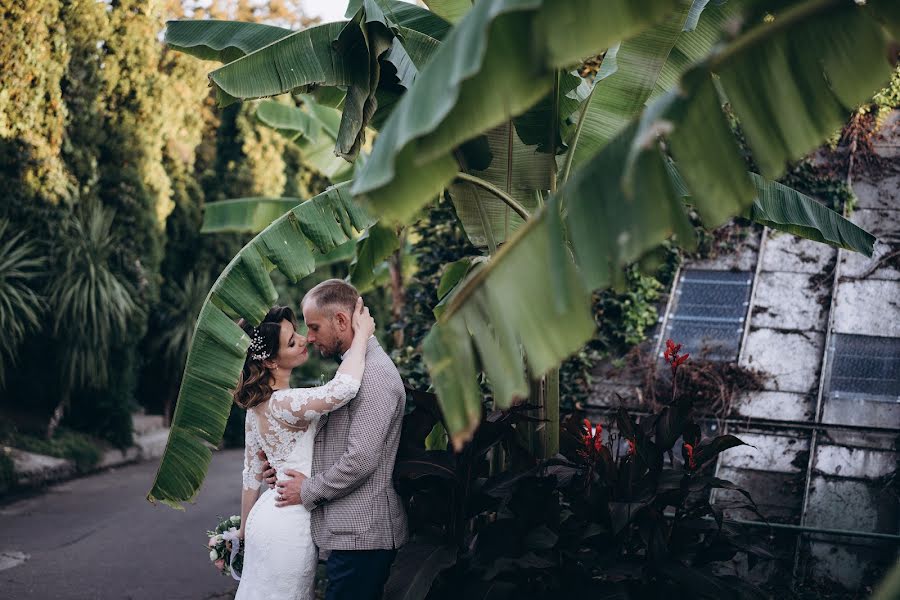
top-left (232, 298), bottom-right (374, 600)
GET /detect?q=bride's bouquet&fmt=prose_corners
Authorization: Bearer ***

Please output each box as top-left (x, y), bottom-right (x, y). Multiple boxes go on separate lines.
top-left (206, 515), bottom-right (243, 581)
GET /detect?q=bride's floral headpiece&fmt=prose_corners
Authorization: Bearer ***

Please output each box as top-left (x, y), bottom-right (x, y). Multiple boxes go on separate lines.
top-left (247, 328), bottom-right (268, 361)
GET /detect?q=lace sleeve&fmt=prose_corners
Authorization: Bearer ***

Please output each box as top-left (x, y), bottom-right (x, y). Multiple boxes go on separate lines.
top-left (272, 373), bottom-right (361, 421)
top-left (242, 411), bottom-right (265, 491)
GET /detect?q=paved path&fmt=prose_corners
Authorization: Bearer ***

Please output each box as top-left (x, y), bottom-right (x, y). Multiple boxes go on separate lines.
top-left (0, 449), bottom-right (244, 600)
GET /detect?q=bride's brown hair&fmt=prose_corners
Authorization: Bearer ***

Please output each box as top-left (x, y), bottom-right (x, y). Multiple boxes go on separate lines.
top-left (233, 305), bottom-right (298, 410)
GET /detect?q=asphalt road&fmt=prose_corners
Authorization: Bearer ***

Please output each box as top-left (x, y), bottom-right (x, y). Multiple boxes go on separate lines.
top-left (0, 449), bottom-right (245, 600)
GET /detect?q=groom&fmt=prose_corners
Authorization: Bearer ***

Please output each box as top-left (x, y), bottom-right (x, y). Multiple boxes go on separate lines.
top-left (265, 279), bottom-right (408, 600)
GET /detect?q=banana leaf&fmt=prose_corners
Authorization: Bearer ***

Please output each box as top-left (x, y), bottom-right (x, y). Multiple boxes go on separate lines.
top-left (147, 183), bottom-right (373, 508)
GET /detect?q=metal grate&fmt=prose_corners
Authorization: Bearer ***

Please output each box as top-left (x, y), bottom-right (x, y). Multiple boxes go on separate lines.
top-left (663, 269), bottom-right (752, 362)
top-left (828, 334), bottom-right (900, 402)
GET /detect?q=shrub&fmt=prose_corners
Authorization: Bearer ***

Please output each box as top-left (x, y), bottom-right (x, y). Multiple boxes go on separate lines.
top-left (5, 428), bottom-right (103, 474)
top-left (388, 343), bottom-right (771, 600)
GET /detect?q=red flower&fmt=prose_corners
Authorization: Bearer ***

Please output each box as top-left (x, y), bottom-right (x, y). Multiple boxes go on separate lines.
top-left (578, 419), bottom-right (604, 463)
top-left (664, 339), bottom-right (682, 361)
top-left (683, 442), bottom-right (696, 470)
top-left (664, 339), bottom-right (690, 375)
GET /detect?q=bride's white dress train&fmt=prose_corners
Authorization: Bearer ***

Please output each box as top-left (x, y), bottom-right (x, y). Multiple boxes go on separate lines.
top-left (235, 374), bottom-right (361, 600)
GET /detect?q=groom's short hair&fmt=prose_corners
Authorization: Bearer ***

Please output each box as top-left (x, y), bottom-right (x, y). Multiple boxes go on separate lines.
top-left (303, 279), bottom-right (360, 317)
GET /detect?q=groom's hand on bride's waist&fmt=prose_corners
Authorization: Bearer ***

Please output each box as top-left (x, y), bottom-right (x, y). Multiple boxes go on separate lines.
top-left (275, 469), bottom-right (307, 508)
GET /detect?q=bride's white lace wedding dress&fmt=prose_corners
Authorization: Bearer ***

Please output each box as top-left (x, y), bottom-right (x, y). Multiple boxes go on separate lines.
top-left (235, 373), bottom-right (361, 600)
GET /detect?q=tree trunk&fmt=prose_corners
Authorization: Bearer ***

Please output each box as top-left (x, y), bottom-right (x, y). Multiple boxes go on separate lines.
top-left (389, 233), bottom-right (406, 348)
top-left (529, 369), bottom-right (560, 460)
top-left (46, 394), bottom-right (67, 440)
top-left (543, 367), bottom-right (560, 458)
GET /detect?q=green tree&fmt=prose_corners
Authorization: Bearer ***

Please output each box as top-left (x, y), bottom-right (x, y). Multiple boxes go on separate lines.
top-left (0, 0), bottom-right (71, 203)
top-left (0, 221), bottom-right (45, 388)
top-left (148, 0), bottom-right (893, 507)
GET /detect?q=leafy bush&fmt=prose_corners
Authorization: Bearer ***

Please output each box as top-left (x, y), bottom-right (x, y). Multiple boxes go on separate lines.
top-left (871, 65), bottom-right (900, 120)
top-left (388, 344), bottom-right (771, 600)
top-left (393, 195), bottom-right (481, 391)
top-left (0, 220), bottom-right (45, 388)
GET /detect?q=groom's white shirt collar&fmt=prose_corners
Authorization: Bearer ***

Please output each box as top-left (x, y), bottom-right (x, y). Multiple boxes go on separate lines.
top-left (340, 335), bottom-right (375, 361)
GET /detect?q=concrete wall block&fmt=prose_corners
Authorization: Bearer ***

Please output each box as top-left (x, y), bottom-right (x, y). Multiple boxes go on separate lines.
top-left (761, 232), bottom-right (838, 274)
top-left (741, 329), bottom-right (825, 394)
top-left (813, 444), bottom-right (896, 479)
top-left (807, 540), bottom-right (888, 591)
top-left (587, 382), bottom-right (645, 411)
top-left (819, 428), bottom-right (897, 452)
top-left (831, 279), bottom-right (900, 337)
top-left (804, 476), bottom-right (896, 534)
top-left (718, 430), bottom-right (810, 473)
top-left (687, 247), bottom-right (759, 272)
top-left (684, 228), bottom-right (761, 272)
top-left (749, 272), bottom-right (829, 332)
top-left (716, 466), bottom-right (804, 523)
top-left (733, 391), bottom-right (814, 422)
top-left (852, 176), bottom-right (900, 211)
top-left (849, 208), bottom-right (900, 239)
top-left (841, 241), bottom-right (900, 281)
top-left (822, 396), bottom-right (900, 430)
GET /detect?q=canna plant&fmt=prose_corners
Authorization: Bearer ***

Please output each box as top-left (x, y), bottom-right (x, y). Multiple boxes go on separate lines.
top-left (148, 0), bottom-right (896, 507)
top-left (386, 342), bottom-right (773, 599)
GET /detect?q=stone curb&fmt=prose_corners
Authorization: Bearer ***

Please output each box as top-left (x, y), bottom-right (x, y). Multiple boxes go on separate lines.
top-left (2, 427), bottom-right (170, 492)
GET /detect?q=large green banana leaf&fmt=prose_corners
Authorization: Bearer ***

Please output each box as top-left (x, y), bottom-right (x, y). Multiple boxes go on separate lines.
top-left (648, 0), bottom-right (735, 102)
top-left (164, 19), bottom-right (293, 63)
top-left (255, 100), bottom-right (353, 182)
top-left (448, 122), bottom-right (550, 247)
top-left (205, 17), bottom-right (380, 159)
top-left (147, 183), bottom-right (373, 508)
top-left (346, 0), bottom-right (455, 39)
top-left (661, 159), bottom-right (876, 255)
top-left (200, 196), bottom-right (395, 286)
top-left (165, 2), bottom-right (450, 65)
top-left (747, 174), bottom-right (876, 254)
top-left (183, 2), bottom-right (448, 161)
top-left (200, 198), bottom-right (303, 233)
top-left (199, 197), bottom-right (357, 267)
top-left (662, 160), bottom-right (876, 255)
top-left (562, 2), bottom-right (695, 175)
top-left (351, 0), bottom-right (679, 222)
top-left (421, 0), bottom-right (896, 449)
top-left (155, 0), bottom-right (895, 483)
top-left (454, 0), bottom-right (725, 246)
top-left (348, 223), bottom-right (402, 290)
top-left (424, 205), bottom-right (594, 447)
top-left (422, 0), bottom-right (472, 24)
top-left (561, 0), bottom-right (735, 180)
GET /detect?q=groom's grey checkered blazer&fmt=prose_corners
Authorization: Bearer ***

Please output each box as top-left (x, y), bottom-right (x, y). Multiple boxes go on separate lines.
top-left (301, 337), bottom-right (409, 551)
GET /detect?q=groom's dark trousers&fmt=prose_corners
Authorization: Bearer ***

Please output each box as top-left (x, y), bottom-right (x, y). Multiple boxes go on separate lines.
top-left (325, 549), bottom-right (397, 600)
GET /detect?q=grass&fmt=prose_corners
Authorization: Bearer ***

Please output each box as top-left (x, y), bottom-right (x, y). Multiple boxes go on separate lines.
top-left (1, 427), bottom-right (106, 474)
